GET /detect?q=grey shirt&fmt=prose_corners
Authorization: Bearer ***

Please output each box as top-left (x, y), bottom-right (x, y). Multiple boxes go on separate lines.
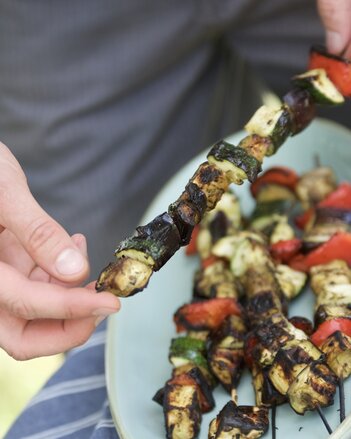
top-left (0, 0), bottom-right (346, 276)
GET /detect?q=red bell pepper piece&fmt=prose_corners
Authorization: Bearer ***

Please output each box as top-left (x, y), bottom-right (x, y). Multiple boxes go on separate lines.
top-left (201, 255), bottom-right (221, 269)
top-left (309, 45), bottom-right (351, 97)
top-left (288, 316), bottom-right (314, 336)
top-left (289, 232), bottom-right (351, 272)
top-left (185, 224), bottom-right (200, 256)
top-left (250, 166), bottom-right (299, 198)
top-left (311, 319), bottom-right (351, 346)
top-left (174, 298), bottom-right (241, 333)
top-left (294, 207), bottom-right (314, 230)
top-left (243, 332), bottom-right (259, 370)
top-left (294, 183), bottom-right (351, 230)
top-left (269, 238), bottom-right (302, 264)
top-left (319, 182), bottom-right (351, 209)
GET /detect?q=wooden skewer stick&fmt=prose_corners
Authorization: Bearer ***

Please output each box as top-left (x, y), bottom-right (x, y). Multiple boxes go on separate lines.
top-left (316, 405), bottom-right (333, 435)
top-left (339, 378), bottom-right (346, 423)
top-left (231, 387), bottom-right (238, 405)
top-left (314, 153), bottom-right (321, 168)
top-left (271, 403), bottom-right (277, 439)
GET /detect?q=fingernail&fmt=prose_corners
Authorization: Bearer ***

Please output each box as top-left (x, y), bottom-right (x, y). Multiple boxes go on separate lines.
top-left (55, 248), bottom-right (86, 275)
top-left (326, 31), bottom-right (344, 54)
top-left (92, 307), bottom-right (119, 317)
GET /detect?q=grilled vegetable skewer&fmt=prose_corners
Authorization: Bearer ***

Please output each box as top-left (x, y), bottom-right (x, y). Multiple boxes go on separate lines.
top-left (96, 55), bottom-right (346, 298)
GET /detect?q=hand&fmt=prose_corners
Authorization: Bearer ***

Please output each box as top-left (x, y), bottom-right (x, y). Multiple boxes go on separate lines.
top-left (0, 141), bottom-right (120, 360)
top-left (318, 0), bottom-right (351, 57)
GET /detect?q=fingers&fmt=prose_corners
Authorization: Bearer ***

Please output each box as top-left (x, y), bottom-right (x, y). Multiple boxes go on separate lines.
top-left (0, 262), bottom-right (120, 321)
top-left (0, 312), bottom-right (101, 360)
top-left (29, 234), bottom-right (88, 286)
top-left (0, 144), bottom-right (89, 283)
top-left (318, 0), bottom-right (351, 56)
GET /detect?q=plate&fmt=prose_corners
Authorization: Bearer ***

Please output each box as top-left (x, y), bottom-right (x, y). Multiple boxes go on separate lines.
top-left (106, 118), bottom-right (351, 439)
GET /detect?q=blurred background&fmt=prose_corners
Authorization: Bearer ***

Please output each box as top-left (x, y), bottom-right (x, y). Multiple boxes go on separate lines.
top-left (0, 351), bottom-right (63, 437)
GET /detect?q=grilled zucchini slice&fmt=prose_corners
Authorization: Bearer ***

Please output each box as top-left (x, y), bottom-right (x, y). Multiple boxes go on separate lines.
top-left (209, 401), bottom-right (269, 439)
top-left (207, 141), bottom-right (262, 184)
top-left (275, 264), bottom-right (307, 300)
top-left (244, 104), bottom-right (292, 152)
top-left (293, 68), bottom-right (345, 105)
top-left (287, 361), bottom-right (337, 414)
top-left (238, 134), bottom-right (274, 162)
top-left (268, 341), bottom-right (323, 395)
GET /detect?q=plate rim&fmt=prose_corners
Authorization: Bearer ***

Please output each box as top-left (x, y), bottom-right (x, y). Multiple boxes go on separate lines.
top-left (105, 117), bottom-right (351, 438)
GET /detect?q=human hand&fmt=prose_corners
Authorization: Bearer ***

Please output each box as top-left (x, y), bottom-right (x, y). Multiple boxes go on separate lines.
top-left (0, 141), bottom-right (120, 360)
top-left (318, 0), bottom-right (351, 57)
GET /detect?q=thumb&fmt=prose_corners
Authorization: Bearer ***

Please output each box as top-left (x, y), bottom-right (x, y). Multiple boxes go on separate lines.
top-left (317, 0), bottom-right (351, 54)
top-left (0, 170), bottom-right (88, 283)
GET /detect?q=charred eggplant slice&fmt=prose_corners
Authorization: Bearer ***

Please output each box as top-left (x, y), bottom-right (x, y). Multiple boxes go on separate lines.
top-left (209, 401), bottom-right (269, 439)
top-left (168, 182), bottom-right (208, 246)
top-left (283, 87), bottom-right (316, 134)
top-left (252, 365), bottom-right (287, 407)
top-left (115, 212), bottom-right (181, 271)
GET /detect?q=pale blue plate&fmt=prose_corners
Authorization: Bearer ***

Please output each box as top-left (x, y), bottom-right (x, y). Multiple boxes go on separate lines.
top-left (106, 118), bottom-right (351, 439)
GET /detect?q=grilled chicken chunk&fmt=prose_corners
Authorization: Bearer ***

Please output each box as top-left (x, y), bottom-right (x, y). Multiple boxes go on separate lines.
top-left (193, 260), bottom-right (241, 299)
top-left (310, 260), bottom-right (351, 295)
top-left (207, 315), bottom-right (246, 392)
top-left (287, 361), bottom-right (337, 414)
top-left (245, 291), bottom-right (284, 327)
top-left (251, 314), bottom-right (308, 366)
top-left (274, 264), bottom-right (307, 300)
top-left (295, 166), bottom-right (337, 209)
top-left (190, 162), bottom-right (229, 211)
top-left (163, 378), bottom-right (202, 439)
top-left (208, 401), bottom-right (269, 439)
top-left (96, 256), bottom-right (152, 296)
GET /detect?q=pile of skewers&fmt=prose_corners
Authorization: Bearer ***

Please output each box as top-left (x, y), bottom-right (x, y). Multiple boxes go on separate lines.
top-left (95, 46), bottom-right (351, 438)
top-left (154, 161), bottom-right (351, 439)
